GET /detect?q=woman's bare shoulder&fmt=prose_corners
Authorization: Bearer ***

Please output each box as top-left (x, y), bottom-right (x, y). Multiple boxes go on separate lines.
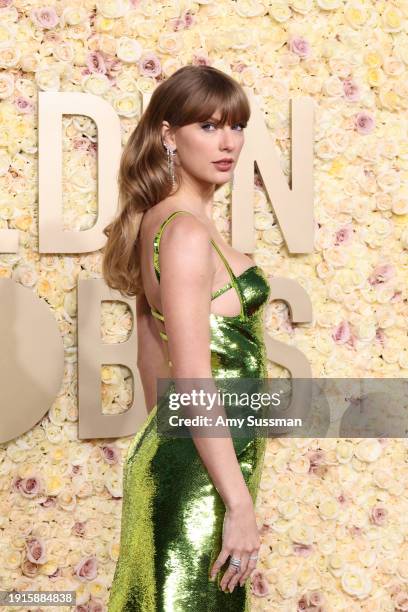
top-left (141, 200), bottom-right (207, 238)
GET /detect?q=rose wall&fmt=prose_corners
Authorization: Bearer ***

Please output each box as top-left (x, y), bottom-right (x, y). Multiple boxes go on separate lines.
top-left (0, 0), bottom-right (408, 610)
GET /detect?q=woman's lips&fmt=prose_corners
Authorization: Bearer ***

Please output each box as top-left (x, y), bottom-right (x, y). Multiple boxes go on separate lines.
top-left (213, 161), bottom-right (233, 171)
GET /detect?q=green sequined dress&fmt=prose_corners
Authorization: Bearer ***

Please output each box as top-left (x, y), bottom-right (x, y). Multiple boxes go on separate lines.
top-left (108, 210), bottom-right (271, 612)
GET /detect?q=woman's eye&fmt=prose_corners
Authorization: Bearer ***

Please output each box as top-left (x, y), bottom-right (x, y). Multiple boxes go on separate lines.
top-left (201, 122), bottom-right (246, 131)
top-left (201, 123), bottom-right (216, 130)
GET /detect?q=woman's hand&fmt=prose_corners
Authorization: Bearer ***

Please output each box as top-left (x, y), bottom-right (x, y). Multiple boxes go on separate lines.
top-left (209, 499), bottom-right (260, 593)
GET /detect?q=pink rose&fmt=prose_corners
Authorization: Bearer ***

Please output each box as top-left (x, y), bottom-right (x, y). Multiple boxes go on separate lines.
top-left (349, 525), bottom-right (363, 537)
top-left (44, 30), bottom-right (62, 43)
top-left (183, 10), bottom-right (194, 28)
top-left (288, 36), bottom-right (311, 59)
top-left (368, 263), bottom-right (395, 285)
top-left (307, 450), bottom-right (326, 475)
top-left (26, 537), bottom-right (47, 564)
top-left (332, 320), bottom-right (351, 344)
top-left (334, 225), bottom-right (353, 246)
top-left (250, 569), bottom-right (269, 597)
top-left (30, 7), bottom-right (59, 29)
top-left (139, 53), bottom-right (162, 77)
top-left (19, 476), bottom-right (42, 498)
top-left (192, 54), bottom-right (210, 67)
top-left (370, 505), bottom-right (388, 526)
top-left (88, 598), bottom-right (104, 612)
top-left (86, 51), bottom-right (107, 74)
top-left (354, 111), bottom-right (375, 134)
top-left (72, 521), bottom-right (87, 537)
top-left (391, 290), bottom-right (403, 303)
top-left (15, 96), bottom-right (34, 114)
top-left (375, 327), bottom-right (385, 345)
top-left (171, 17), bottom-right (185, 31)
top-left (309, 590), bottom-right (325, 606)
top-left (21, 559), bottom-right (39, 578)
top-left (74, 556), bottom-right (98, 581)
top-left (343, 78), bottom-right (361, 102)
top-left (12, 476), bottom-right (23, 493)
top-left (74, 606), bottom-right (89, 612)
top-left (294, 543), bottom-right (313, 557)
top-left (297, 595), bottom-right (309, 610)
top-left (394, 591), bottom-right (408, 611)
top-left (101, 445), bottom-right (119, 464)
top-left (40, 496), bottom-right (57, 508)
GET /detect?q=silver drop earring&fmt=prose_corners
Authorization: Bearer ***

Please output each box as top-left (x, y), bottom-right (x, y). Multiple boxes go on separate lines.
top-left (230, 171), bottom-right (234, 190)
top-left (164, 143), bottom-right (176, 187)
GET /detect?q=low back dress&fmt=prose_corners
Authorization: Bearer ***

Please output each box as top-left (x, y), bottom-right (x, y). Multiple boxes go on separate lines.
top-left (108, 209), bottom-right (271, 612)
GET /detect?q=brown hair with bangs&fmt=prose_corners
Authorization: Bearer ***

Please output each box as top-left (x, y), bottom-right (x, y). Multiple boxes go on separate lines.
top-left (102, 65), bottom-right (250, 298)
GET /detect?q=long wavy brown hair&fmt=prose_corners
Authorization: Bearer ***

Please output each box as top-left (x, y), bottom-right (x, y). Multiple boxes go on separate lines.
top-left (102, 64), bottom-right (251, 298)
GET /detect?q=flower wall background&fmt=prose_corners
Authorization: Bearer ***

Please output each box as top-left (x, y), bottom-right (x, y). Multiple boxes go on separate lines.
top-left (0, 0), bottom-right (408, 610)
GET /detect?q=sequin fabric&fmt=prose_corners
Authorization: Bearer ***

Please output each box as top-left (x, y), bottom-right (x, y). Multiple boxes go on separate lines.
top-left (108, 210), bottom-right (271, 612)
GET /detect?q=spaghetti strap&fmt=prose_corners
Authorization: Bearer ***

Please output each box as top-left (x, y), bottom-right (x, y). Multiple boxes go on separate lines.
top-left (152, 209), bottom-right (237, 294)
top-left (153, 210), bottom-right (195, 283)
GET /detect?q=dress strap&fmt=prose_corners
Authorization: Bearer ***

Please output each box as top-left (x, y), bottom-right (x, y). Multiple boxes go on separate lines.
top-left (209, 239), bottom-right (237, 298)
top-left (151, 209), bottom-right (239, 312)
top-left (153, 210), bottom-right (194, 282)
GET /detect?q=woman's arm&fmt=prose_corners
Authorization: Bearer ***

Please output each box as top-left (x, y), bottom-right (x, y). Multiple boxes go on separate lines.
top-left (158, 214), bottom-right (253, 511)
top-left (136, 291), bottom-right (170, 414)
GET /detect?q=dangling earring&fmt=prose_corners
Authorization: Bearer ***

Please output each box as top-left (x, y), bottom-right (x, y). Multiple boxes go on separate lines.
top-left (163, 143), bottom-right (176, 187)
top-left (230, 171), bottom-right (234, 190)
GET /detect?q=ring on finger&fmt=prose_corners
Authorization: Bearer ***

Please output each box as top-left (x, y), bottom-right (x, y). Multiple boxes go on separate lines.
top-left (229, 557), bottom-right (241, 567)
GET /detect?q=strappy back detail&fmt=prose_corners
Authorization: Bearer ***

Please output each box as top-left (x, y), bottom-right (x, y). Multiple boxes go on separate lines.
top-left (150, 210), bottom-right (244, 332)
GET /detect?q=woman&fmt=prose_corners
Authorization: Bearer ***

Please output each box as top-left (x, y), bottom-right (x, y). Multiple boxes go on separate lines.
top-left (103, 65), bottom-right (271, 611)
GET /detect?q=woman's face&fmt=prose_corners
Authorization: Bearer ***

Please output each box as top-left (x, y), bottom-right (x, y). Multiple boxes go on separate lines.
top-left (162, 110), bottom-right (246, 187)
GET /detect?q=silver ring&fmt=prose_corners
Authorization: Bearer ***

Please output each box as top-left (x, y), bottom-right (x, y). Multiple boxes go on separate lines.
top-left (229, 557), bottom-right (241, 567)
top-left (249, 555), bottom-right (258, 560)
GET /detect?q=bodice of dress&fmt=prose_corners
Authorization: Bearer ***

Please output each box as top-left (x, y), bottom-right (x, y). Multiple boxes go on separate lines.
top-left (149, 210), bottom-right (270, 378)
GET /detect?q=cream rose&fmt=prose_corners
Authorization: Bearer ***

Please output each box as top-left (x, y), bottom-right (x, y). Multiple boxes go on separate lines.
top-left (341, 565), bottom-right (372, 599)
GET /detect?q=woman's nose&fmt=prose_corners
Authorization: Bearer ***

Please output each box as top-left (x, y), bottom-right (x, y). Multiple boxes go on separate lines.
top-left (219, 126), bottom-right (234, 149)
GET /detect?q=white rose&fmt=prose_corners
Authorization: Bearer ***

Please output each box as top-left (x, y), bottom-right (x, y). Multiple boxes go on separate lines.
top-left (355, 439), bottom-right (382, 462)
top-left (319, 497), bottom-right (340, 520)
top-left (0, 45), bottom-right (20, 68)
top-left (96, 0), bottom-right (126, 18)
top-left (82, 73), bottom-right (111, 95)
top-left (234, 0), bottom-right (266, 18)
top-left (341, 565), bottom-right (372, 599)
top-left (62, 6), bottom-right (88, 26)
top-left (317, 0), bottom-right (342, 8)
top-left (269, 2), bottom-right (291, 23)
top-left (336, 440), bottom-right (354, 463)
top-left (392, 197), bottom-right (408, 215)
top-left (291, 0), bottom-right (313, 14)
top-left (112, 93), bottom-right (140, 117)
top-left (0, 73), bottom-right (14, 99)
top-left (35, 68), bottom-right (60, 91)
top-left (289, 523), bottom-right (314, 545)
top-left (53, 42), bottom-right (75, 63)
top-left (157, 32), bottom-right (183, 55)
top-left (377, 169), bottom-right (401, 192)
top-left (0, 23), bottom-right (13, 48)
top-left (276, 576), bottom-right (297, 598)
top-left (116, 37), bottom-right (142, 63)
top-left (322, 75), bottom-right (345, 97)
top-left (277, 500), bottom-right (299, 520)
